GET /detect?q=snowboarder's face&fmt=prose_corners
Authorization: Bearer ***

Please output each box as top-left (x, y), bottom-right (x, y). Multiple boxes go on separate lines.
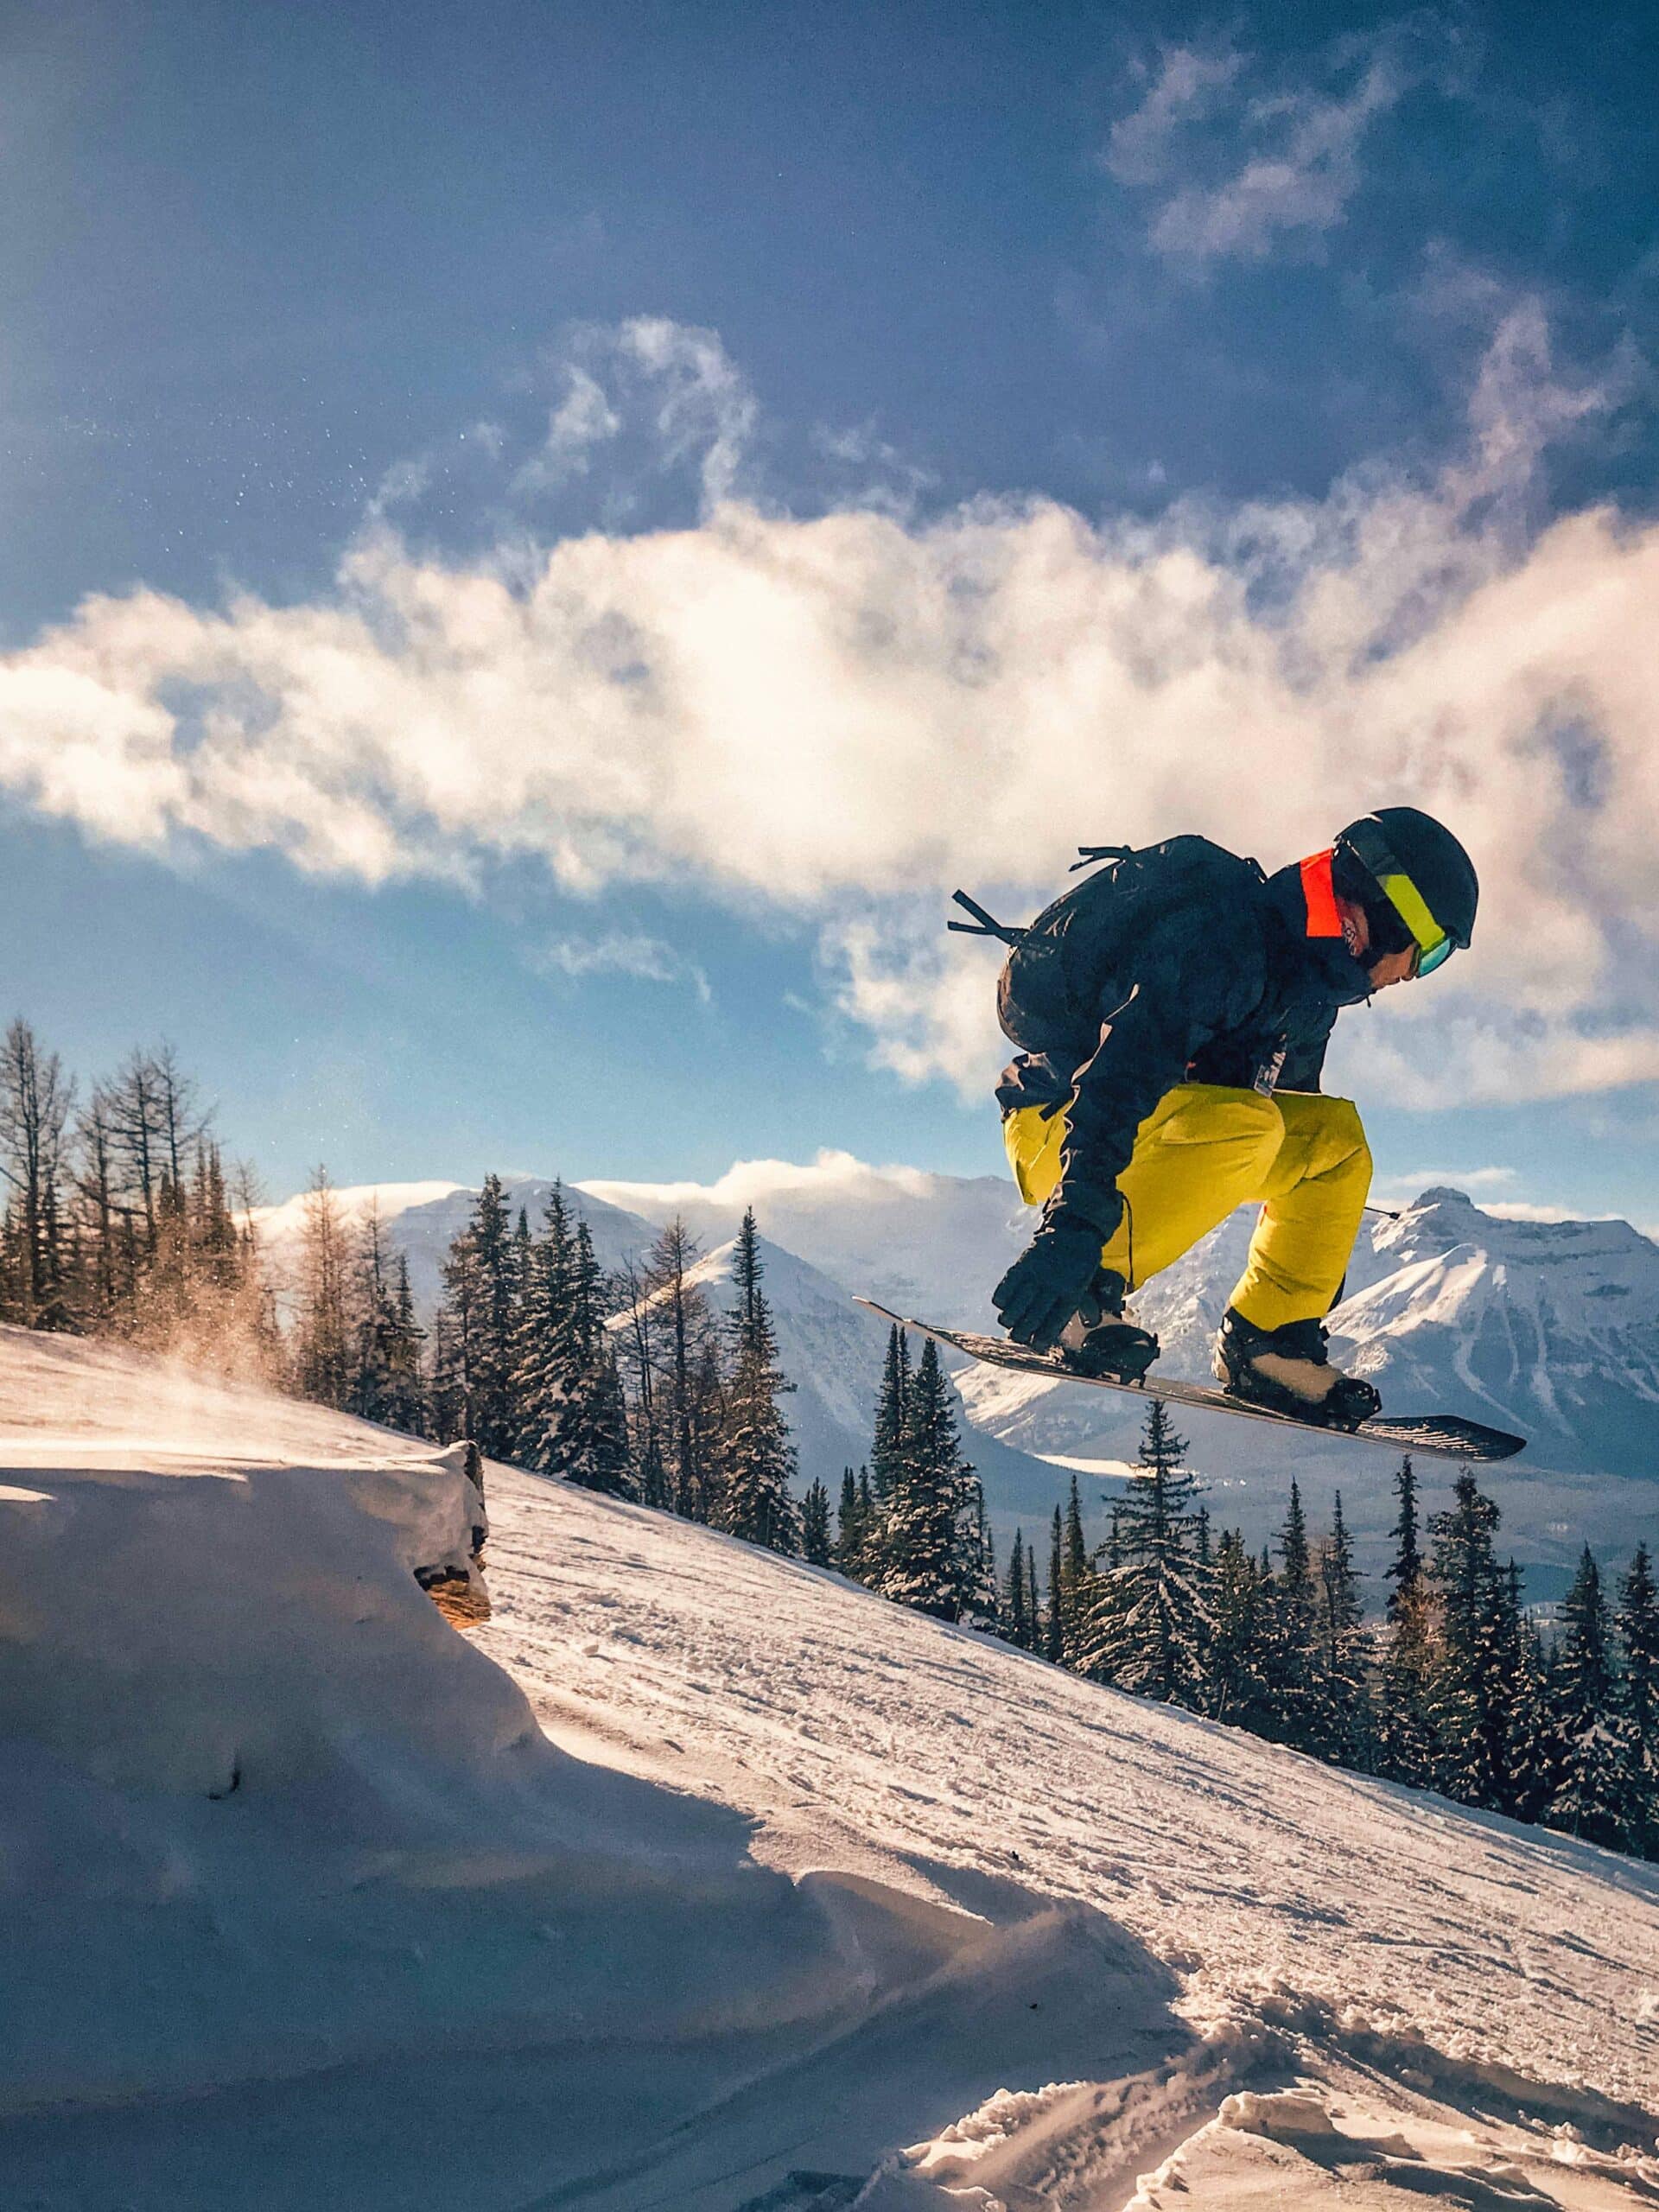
top-left (1336, 897), bottom-right (1419, 990)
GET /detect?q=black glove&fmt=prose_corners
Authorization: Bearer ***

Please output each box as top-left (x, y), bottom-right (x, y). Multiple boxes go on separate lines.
top-left (994, 1216), bottom-right (1107, 1352)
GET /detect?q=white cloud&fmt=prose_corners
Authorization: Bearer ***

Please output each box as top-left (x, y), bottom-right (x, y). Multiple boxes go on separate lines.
top-left (1, 310), bottom-right (1656, 1112)
top-left (1106, 45), bottom-right (1244, 188)
top-left (582, 1147), bottom-right (946, 1217)
top-left (515, 368), bottom-right (621, 493)
top-left (613, 316), bottom-right (756, 508)
top-left (531, 931), bottom-right (710, 1002)
top-left (1371, 1166), bottom-right (1519, 1195)
top-left (1108, 28), bottom-right (1444, 264)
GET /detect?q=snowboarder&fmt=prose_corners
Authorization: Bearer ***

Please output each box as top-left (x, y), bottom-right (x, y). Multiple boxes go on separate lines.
top-left (961, 810), bottom-right (1478, 1427)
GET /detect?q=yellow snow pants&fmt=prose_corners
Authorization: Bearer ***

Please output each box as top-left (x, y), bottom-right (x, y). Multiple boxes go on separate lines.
top-left (1003, 1084), bottom-right (1371, 1331)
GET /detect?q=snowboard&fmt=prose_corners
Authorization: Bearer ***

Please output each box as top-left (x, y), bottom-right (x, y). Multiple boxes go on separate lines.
top-left (854, 1300), bottom-right (1526, 1462)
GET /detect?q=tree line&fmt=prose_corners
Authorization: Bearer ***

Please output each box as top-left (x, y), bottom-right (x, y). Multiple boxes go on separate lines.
top-left (0, 1020), bottom-right (274, 1366)
top-left (291, 1171), bottom-right (804, 1554)
top-left (836, 1385), bottom-right (1656, 1865)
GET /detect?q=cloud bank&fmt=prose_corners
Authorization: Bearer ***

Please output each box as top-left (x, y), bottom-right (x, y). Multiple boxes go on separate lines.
top-left (3, 311), bottom-right (1656, 1110)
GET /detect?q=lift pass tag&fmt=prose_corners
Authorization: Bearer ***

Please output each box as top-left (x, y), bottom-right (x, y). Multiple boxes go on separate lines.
top-left (1253, 1047), bottom-right (1287, 1096)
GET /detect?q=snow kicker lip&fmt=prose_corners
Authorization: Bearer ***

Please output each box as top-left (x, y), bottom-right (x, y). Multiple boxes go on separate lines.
top-left (854, 1301), bottom-right (1527, 1462)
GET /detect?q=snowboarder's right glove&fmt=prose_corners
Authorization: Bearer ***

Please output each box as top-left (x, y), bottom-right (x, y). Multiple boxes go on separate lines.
top-left (994, 1216), bottom-right (1106, 1352)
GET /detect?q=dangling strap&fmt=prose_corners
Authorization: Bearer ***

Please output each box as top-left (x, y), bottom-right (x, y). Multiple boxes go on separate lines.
top-left (948, 889), bottom-right (1024, 944)
top-left (1069, 843), bottom-right (1134, 873)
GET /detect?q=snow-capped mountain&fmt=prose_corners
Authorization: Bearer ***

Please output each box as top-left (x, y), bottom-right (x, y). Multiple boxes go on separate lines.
top-left (580, 1149), bottom-right (1029, 1331)
top-left (259, 1167), bottom-right (1659, 1581)
top-left (1334, 1189), bottom-right (1659, 1474)
top-left (963, 1186), bottom-right (1659, 1482)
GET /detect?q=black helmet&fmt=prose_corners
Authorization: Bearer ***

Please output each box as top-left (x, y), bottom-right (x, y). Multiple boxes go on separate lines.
top-left (1332, 807), bottom-right (1478, 976)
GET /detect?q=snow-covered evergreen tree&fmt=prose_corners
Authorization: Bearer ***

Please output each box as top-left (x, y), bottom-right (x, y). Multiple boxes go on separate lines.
top-left (879, 1338), bottom-right (966, 1619)
top-left (1205, 1529), bottom-right (1272, 1729)
top-left (1427, 1471), bottom-right (1510, 1808)
top-left (717, 1210), bottom-right (798, 1554)
top-left (1045, 1507), bottom-right (1065, 1664)
top-left (1257, 1477), bottom-right (1320, 1750)
top-left (1076, 1399), bottom-right (1208, 1707)
top-left (508, 1184), bottom-right (575, 1474)
top-left (802, 1477), bottom-right (832, 1566)
top-left (836, 1467), bottom-right (864, 1577)
top-left (1545, 1546), bottom-right (1621, 1846)
top-left (1376, 1457), bottom-right (1436, 1786)
top-left (1615, 1542), bottom-right (1659, 1859)
top-left (956, 1482), bottom-right (998, 1630)
top-left (438, 1173), bottom-right (519, 1459)
top-left (1314, 1492), bottom-right (1373, 1769)
top-left (1005, 1529), bottom-right (1031, 1649)
top-left (551, 1220), bottom-right (637, 1499)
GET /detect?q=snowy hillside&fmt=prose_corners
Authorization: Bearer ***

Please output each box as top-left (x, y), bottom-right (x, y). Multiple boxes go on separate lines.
top-left (3, 1327), bottom-right (1654, 2209)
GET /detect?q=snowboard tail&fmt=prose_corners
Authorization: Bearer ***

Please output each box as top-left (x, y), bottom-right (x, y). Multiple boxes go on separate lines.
top-left (855, 1300), bottom-right (1526, 1463)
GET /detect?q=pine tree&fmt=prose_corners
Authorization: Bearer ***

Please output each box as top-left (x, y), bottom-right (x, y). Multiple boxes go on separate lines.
top-left (1026, 1544), bottom-right (1041, 1652)
top-left (879, 1338), bottom-right (965, 1618)
top-left (552, 1220), bottom-right (637, 1498)
top-left (1042, 1473), bottom-right (1096, 1668)
top-left (1258, 1477), bottom-right (1321, 1750)
top-left (836, 1467), bottom-right (865, 1578)
top-left (957, 1481), bottom-right (998, 1629)
top-left (802, 1476), bottom-right (833, 1566)
top-left (1376, 1458), bottom-right (1436, 1785)
top-left (1205, 1529), bottom-right (1272, 1728)
top-left (1077, 1400), bottom-right (1209, 1707)
top-left (293, 1166), bottom-right (353, 1408)
top-left (863, 1325), bottom-right (910, 1575)
top-left (1313, 1492), bottom-right (1373, 1767)
top-left (0, 1019), bottom-right (74, 1331)
top-left (436, 1175), bottom-right (521, 1459)
top-left (380, 1253), bottom-right (429, 1435)
top-left (1498, 1560), bottom-right (1551, 1823)
top-left (1005, 1529), bottom-right (1030, 1649)
top-left (630, 1217), bottom-right (722, 1522)
top-left (1610, 1548), bottom-right (1659, 1858)
top-left (1614, 1544), bottom-right (1659, 1859)
top-left (1427, 1471), bottom-right (1509, 1807)
top-left (1545, 1546), bottom-right (1621, 1846)
top-left (718, 1210), bottom-right (798, 1553)
top-left (511, 1184), bottom-right (575, 1473)
top-left (1385, 1457), bottom-right (1423, 1616)
top-left (1045, 1508), bottom-right (1065, 1663)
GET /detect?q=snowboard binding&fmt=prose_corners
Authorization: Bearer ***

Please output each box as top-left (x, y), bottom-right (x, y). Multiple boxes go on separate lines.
top-left (1214, 1308), bottom-right (1381, 1432)
top-left (1058, 1270), bottom-right (1160, 1383)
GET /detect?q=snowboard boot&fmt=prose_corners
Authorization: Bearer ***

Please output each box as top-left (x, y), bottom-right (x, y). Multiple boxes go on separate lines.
top-left (1058, 1268), bottom-right (1160, 1382)
top-left (1214, 1307), bottom-right (1381, 1430)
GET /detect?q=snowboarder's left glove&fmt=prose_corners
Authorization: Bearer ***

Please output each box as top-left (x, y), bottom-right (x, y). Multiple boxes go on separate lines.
top-left (994, 1217), bottom-right (1103, 1352)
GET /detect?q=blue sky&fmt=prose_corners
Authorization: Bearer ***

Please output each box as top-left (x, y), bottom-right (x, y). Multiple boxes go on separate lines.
top-left (3, 0), bottom-right (1659, 1223)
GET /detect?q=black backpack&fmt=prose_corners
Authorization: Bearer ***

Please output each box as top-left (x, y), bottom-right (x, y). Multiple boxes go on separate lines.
top-left (950, 836), bottom-right (1263, 1053)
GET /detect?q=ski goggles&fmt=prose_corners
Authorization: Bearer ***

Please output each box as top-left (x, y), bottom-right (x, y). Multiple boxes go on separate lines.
top-left (1339, 822), bottom-right (1457, 976)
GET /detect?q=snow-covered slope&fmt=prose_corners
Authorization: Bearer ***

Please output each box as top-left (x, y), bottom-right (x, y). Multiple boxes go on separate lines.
top-left (3, 1329), bottom-right (1656, 2209)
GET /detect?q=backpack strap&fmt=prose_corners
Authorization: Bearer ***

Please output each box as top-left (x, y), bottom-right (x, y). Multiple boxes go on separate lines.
top-left (947, 889), bottom-right (1025, 944)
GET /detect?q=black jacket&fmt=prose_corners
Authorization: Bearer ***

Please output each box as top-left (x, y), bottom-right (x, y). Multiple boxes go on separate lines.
top-left (995, 845), bottom-right (1376, 1240)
